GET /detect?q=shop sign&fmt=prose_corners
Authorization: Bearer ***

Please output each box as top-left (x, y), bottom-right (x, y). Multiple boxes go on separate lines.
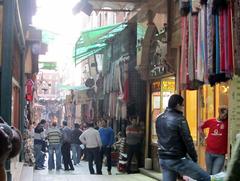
top-left (161, 80), bottom-right (175, 92)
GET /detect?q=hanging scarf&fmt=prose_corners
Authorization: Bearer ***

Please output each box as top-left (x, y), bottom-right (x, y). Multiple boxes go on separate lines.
top-left (227, 0), bottom-right (233, 74)
top-left (215, 15), bottom-right (220, 74)
top-left (180, 16), bottom-right (189, 89)
top-left (188, 13), bottom-right (194, 82)
top-left (219, 8), bottom-right (226, 72)
top-left (196, 6), bottom-right (206, 82)
top-left (207, 0), bottom-right (214, 74)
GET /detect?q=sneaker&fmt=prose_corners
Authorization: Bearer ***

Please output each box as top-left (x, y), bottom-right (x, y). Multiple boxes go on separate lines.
top-left (108, 171), bottom-right (112, 175)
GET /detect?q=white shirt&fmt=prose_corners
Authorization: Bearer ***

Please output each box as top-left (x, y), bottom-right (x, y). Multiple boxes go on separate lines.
top-left (79, 127), bottom-right (102, 148)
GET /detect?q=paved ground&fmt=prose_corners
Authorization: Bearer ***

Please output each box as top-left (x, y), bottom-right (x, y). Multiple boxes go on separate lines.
top-left (33, 161), bottom-right (157, 181)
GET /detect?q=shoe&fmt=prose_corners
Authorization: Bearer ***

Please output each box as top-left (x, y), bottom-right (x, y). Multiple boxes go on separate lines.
top-left (70, 168), bottom-right (74, 171)
top-left (64, 168), bottom-right (70, 171)
top-left (35, 167), bottom-right (44, 170)
top-left (108, 171), bottom-right (112, 175)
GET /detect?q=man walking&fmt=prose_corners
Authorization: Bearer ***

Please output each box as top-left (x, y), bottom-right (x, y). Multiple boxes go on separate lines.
top-left (80, 122), bottom-right (102, 174)
top-left (46, 121), bottom-right (62, 171)
top-left (71, 123), bottom-right (82, 165)
top-left (156, 94), bottom-right (210, 181)
top-left (99, 119), bottom-right (114, 175)
top-left (61, 120), bottom-right (74, 171)
top-left (34, 119), bottom-right (46, 170)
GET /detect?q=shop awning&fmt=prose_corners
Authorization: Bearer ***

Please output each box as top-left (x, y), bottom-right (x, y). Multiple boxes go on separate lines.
top-left (73, 23), bottom-right (128, 65)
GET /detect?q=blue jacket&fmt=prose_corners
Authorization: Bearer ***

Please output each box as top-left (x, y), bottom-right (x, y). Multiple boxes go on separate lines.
top-left (99, 127), bottom-right (114, 146)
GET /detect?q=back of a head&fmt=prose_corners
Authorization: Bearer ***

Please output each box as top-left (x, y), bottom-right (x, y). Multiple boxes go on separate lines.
top-left (62, 120), bottom-right (67, 126)
top-left (86, 122), bottom-right (94, 128)
top-left (52, 121), bottom-right (57, 127)
top-left (40, 119), bottom-right (46, 125)
top-left (74, 123), bottom-right (80, 129)
top-left (102, 119), bottom-right (107, 127)
top-left (168, 94), bottom-right (184, 108)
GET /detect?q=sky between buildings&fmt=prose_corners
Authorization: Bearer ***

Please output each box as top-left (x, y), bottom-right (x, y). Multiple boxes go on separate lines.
top-left (32, 0), bottom-right (90, 84)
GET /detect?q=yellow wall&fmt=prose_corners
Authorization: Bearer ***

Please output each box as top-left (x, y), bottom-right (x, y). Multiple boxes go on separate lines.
top-left (186, 90), bottom-right (197, 141)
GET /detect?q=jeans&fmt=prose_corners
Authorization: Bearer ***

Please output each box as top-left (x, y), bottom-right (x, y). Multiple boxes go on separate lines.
top-left (61, 142), bottom-right (74, 170)
top-left (205, 152), bottom-right (225, 175)
top-left (34, 144), bottom-right (43, 168)
top-left (71, 144), bottom-right (81, 165)
top-left (86, 147), bottom-right (101, 174)
top-left (100, 146), bottom-right (112, 172)
top-left (48, 144), bottom-right (61, 170)
top-left (159, 158), bottom-right (210, 181)
top-left (126, 143), bottom-right (141, 173)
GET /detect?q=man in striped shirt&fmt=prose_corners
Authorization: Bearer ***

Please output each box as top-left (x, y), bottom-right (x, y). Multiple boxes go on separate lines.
top-left (126, 116), bottom-right (143, 174)
top-left (46, 121), bottom-right (62, 171)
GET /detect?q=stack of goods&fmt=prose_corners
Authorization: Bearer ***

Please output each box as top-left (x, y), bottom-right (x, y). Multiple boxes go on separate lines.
top-left (117, 137), bottom-right (127, 172)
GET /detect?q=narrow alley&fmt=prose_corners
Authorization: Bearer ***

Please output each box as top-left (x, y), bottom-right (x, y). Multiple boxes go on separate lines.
top-left (1, 0), bottom-right (240, 181)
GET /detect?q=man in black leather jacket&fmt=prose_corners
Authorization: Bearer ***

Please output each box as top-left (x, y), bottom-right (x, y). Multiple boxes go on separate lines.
top-left (156, 94), bottom-right (210, 181)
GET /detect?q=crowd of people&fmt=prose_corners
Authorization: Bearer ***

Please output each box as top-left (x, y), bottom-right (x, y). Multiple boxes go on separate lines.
top-left (24, 93), bottom-right (229, 180)
top-left (27, 116), bottom-right (144, 175)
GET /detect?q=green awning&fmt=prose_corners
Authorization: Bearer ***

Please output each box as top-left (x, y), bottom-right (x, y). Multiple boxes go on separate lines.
top-left (74, 46), bottom-right (104, 63)
top-left (73, 23), bottom-right (128, 65)
top-left (136, 23), bottom-right (147, 48)
top-left (39, 62), bottom-right (57, 70)
top-left (79, 24), bottom-right (120, 47)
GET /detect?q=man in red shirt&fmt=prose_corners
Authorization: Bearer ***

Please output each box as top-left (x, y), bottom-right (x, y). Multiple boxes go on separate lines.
top-left (200, 106), bottom-right (228, 175)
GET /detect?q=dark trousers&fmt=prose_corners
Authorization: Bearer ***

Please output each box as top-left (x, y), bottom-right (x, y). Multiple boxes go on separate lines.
top-left (126, 143), bottom-right (141, 173)
top-left (86, 147), bottom-right (102, 174)
top-left (61, 142), bottom-right (74, 170)
top-left (100, 146), bottom-right (112, 172)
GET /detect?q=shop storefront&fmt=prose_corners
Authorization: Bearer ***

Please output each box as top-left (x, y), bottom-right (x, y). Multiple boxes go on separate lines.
top-left (150, 77), bottom-right (176, 170)
top-left (176, 0), bottom-right (240, 170)
top-left (180, 82), bottom-right (229, 168)
top-left (135, 0), bottom-right (240, 172)
top-left (135, 7), bottom-right (176, 169)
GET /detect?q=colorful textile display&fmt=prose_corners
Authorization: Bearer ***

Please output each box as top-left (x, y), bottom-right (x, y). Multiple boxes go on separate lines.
top-left (180, 0), bottom-right (235, 89)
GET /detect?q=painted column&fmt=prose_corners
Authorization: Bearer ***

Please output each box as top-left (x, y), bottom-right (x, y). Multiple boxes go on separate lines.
top-left (0, 0), bottom-right (15, 180)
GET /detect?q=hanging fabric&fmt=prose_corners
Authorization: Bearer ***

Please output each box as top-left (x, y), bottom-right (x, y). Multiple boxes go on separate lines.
top-left (207, 0), bottom-right (214, 75)
top-left (196, 6), bottom-right (206, 82)
top-left (180, 0), bottom-right (234, 89)
top-left (180, 16), bottom-right (189, 89)
top-left (227, 0), bottom-right (233, 74)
